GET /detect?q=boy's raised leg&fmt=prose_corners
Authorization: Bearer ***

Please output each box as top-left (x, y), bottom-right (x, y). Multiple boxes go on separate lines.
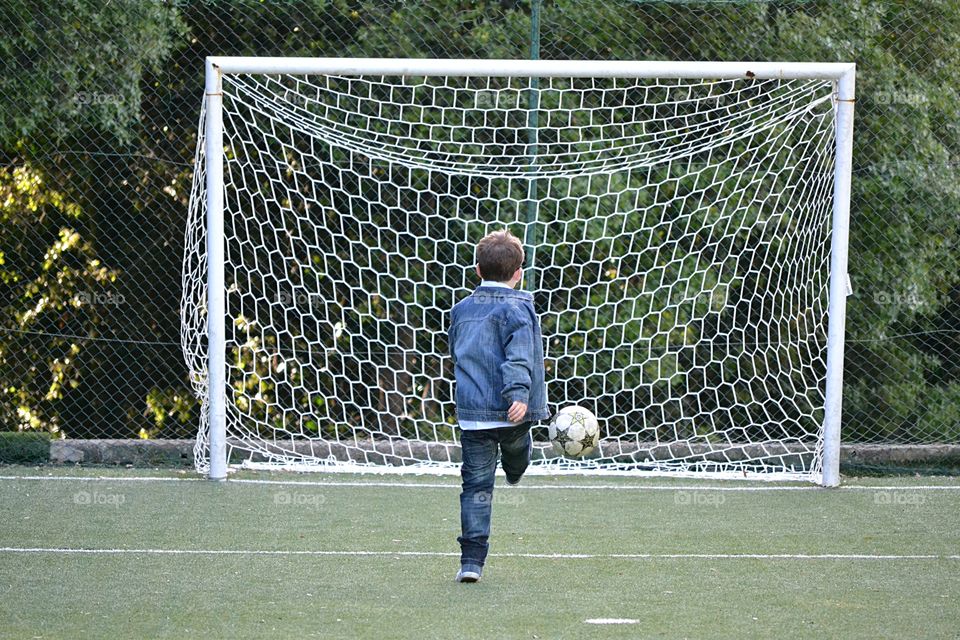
top-left (500, 422), bottom-right (532, 485)
top-left (457, 429), bottom-right (499, 581)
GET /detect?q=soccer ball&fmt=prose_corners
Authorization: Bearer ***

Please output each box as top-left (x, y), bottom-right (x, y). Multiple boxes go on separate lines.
top-left (548, 405), bottom-right (600, 458)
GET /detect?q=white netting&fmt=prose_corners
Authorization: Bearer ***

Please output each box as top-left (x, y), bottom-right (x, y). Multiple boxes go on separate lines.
top-left (183, 69), bottom-right (839, 481)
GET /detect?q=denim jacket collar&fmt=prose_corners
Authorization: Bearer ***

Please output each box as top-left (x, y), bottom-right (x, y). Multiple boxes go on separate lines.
top-left (479, 280), bottom-right (513, 289)
top-left (473, 285), bottom-right (534, 301)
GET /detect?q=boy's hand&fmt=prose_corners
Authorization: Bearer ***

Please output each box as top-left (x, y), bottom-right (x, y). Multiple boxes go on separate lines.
top-left (507, 401), bottom-right (528, 423)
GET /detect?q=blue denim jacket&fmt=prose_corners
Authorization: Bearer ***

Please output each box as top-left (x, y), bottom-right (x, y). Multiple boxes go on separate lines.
top-left (448, 284), bottom-right (550, 423)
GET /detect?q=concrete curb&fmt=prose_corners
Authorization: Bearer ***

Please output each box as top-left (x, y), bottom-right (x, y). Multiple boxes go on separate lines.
top-left (51, 439), bottom-right (194, 466)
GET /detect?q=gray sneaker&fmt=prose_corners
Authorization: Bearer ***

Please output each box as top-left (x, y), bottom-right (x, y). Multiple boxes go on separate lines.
top-left (455, 564), bottom-right (482, 583)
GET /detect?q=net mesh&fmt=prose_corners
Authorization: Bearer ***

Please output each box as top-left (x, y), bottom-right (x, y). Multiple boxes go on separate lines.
top-left (183, 69), bottom-right (839, 480)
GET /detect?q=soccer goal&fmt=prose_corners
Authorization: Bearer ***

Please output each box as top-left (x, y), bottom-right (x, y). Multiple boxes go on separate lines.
top-left (182, 57), bottom-right (855, 485)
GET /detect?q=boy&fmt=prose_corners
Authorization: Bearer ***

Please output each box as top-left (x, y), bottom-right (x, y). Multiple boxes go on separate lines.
top-left (447, 229), bottom-right (549, 583)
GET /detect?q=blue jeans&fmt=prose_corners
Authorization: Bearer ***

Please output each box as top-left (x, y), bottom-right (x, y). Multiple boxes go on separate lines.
top-left (457, 423), bottom-right (532, 567)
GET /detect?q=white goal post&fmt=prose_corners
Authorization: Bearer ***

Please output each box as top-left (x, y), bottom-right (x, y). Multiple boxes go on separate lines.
top-left (183, 57), bottom-right (855, 485)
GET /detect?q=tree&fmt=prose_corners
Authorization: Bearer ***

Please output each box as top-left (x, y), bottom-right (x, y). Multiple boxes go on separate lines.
top-left (0, 0), bottom-right (183, 434)
top-left (2, 0), bottom-right (957, 447)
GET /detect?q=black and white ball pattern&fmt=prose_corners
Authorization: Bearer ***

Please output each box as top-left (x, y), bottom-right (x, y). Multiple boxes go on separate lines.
top-left (548, 405), bottom-right (599, 458)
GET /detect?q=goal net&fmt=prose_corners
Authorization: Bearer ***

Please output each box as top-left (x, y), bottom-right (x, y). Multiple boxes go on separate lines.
top-left (183, 58), bottom-right (855, 483)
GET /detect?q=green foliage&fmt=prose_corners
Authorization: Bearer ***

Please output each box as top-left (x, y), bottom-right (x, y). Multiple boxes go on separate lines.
top-left (0, 0), bottom-right (187, 437)
top-left (0, 0), bottom-right (184, 147)
top-left (0, 0), bottom-right (958, 446)
top-left (0, 431), bottom-right (50, 463)
top-left (0, 163), bottom-right (116, 434)
top-left (143, 387), bottom-right (198, 439)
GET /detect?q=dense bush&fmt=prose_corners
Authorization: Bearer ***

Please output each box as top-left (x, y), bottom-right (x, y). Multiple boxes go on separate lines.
top-left (0, 0), bottom-right (957, 443)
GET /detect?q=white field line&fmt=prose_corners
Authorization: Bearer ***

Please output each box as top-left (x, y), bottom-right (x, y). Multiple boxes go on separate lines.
top-left (585, 619), bottom-right (639, 625)
top-left (1, 475), bottom-right (959, 491)
top-left (0, 547), bottom-right (957, 560)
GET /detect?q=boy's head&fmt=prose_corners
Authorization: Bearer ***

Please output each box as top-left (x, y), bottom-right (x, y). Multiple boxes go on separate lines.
top-left (476, 229), bottom-right (524, 285)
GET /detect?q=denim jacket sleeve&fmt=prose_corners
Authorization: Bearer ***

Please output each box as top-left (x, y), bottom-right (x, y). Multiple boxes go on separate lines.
top-left (499, 304), bottom-right (533, 405)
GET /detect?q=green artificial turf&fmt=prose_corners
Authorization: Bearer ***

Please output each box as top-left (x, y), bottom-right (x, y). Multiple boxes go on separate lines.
top-left (0, 467), bottom-right (958, 639)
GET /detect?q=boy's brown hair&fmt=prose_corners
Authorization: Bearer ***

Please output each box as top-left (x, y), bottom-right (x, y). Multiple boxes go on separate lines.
top-left (476, 229), bottom-right (524, 282)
